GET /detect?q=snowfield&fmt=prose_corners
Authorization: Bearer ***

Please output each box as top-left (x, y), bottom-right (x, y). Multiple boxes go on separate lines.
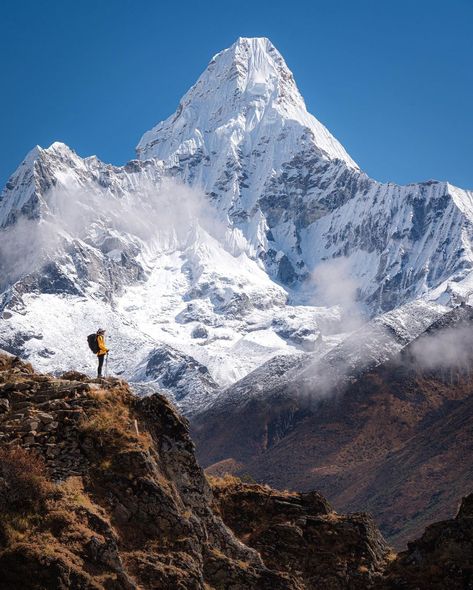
top-left (1, 37), bottom-right (473, 412)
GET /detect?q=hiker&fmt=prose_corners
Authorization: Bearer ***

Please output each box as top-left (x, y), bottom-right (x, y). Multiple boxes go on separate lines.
top-left (96, 328), bottom-right (109, 378)
top-left (87, 328), bottom-right (109, 378)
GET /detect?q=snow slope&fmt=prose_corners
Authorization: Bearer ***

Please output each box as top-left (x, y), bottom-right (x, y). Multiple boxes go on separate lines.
top-left (137, 37), bottom-right (473, 313)
top-left (1, 37), bottom-right (473, 411)
top-left (0, 141), bottom-right (339, 410)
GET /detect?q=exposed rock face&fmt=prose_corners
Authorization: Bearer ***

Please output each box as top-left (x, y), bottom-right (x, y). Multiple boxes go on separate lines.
top-left (133, 343), bottom-right (220, 405)
top-left (379, 493), bottom-right (473, 589)
top-left (0, 352), bottom-right (392, 589)
top-left (210, 477), bottom-right (390, 589)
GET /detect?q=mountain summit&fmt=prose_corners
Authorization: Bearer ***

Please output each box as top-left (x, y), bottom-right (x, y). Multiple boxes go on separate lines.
top-left (136, 37), bottom-right (358, 170)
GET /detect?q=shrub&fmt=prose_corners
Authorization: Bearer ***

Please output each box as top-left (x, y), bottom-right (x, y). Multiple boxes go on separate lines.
top-left (0, 447), bottom-right (52, 512)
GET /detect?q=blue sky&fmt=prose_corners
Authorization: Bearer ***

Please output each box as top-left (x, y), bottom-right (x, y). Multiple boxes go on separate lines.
top-left (1, 0), bottom-right (472, 188)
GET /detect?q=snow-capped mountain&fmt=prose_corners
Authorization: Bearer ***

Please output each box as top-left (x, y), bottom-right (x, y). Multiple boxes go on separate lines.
top-left (137, 37), bottom-right (473, 312)
top-left (1, 36), bottom-right (473, 410)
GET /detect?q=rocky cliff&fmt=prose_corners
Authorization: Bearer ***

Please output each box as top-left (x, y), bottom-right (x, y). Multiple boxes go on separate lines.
top-left (0, 352), bottom-right (391, 589)
top-left (0, 352), bottom-right (471, 589)
top-left (379, 494), bottom-right (473, 589)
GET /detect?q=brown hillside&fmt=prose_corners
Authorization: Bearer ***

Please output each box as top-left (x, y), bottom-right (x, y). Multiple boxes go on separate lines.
top-left (193, 312), bottom-right (473, 549)
top-left (0, 353), bottom-right (392, 589)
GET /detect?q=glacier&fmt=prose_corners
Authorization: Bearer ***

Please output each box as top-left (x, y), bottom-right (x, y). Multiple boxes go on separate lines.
top-left (1, 36), bottom-right (473, 412)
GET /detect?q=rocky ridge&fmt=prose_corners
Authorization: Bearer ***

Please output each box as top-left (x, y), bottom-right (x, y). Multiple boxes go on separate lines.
top-left (210, 477), bottom-right (390, 589)
top-left (0, 352), bottom-right (391, 589)
top-left (0, 352), bottom-right (472, 589)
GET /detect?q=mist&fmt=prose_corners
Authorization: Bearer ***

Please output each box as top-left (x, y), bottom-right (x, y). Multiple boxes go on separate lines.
top-left (309, 256), bottom-right (365, 332)
top-left (410, 323), bottom-right (473, 372)
top-left (292, 300), bottom-right (454, 405)
top-left (0, 177), bottom-right (229, 291)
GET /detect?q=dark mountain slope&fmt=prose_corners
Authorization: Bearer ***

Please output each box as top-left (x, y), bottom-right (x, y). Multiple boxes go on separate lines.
top-left (194, 305), bottom-right (473, 548)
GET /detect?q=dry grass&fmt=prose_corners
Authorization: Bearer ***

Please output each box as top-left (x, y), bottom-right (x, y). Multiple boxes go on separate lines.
top-left (206, 473), bottom-right (242, 489)
top-left (56, 477), bottom-right (96, 511)
top-left (207, 473), bottom-right (285, 498)
top-left (322, 511), bottom-right (342, 523)
top-left (86, 387), bottom-right (111, 402)
top-left (0, 447), bottom-right (53, 512)
top-left (0, 512), bottom-right (43, 545)
top-left (80, 403), bottom-right (130, 436)
top-left (0, 449), bottom-right (54, 547)
top-left (79, 387), bottom-right (151, 455)
top-left (99, 458), bottom-right (112, 470)
top-left (0, 473), bottom-right (111, 581)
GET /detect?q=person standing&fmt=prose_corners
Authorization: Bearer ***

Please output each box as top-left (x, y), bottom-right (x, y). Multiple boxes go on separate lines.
top-left (96, 328), bottom-right (109, 378)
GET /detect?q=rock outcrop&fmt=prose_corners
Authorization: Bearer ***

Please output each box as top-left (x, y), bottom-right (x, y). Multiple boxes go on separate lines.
top-left (379, 493), bottom-right (473, 589)
top-left (0, 352), bottom-right (392, 589)
top-left (210, 476), bottom-right (390, 589)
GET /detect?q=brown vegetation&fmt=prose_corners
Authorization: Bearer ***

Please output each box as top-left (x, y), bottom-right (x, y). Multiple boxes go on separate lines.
top-left (193, 319), bottom-right (473, 549)
top-left (79, 385), bottom-right (151, 454)
top-left (0, 447), bottom-right (52, 512)
top-left (0, 352), bottom-right (471, 589)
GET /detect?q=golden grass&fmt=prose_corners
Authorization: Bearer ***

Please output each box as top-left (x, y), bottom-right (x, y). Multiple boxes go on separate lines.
top-left (56, 477), bottom-right (96, 511)
top-left (206, 473), bottom-right (242, 488)
top-left (79, 389), bottom-right (151, 455)
top-left (0, 512), bottom-right (43, 544)
top-left (322, 511), bottom-right (342, 523)
top-left (85, 387), bottom-right (110, 402)
top-left (80, 401), bottom-right (130, 435)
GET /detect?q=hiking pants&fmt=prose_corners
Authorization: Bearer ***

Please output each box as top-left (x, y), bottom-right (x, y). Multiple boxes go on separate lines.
top-left (97, 354), bottom-right (105, 377)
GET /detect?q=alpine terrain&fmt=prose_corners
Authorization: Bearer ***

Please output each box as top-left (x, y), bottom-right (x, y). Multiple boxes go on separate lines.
top-left (0, 352), bottom-right (472, 590)
top-left (1, 37), bottom-right (473, 548)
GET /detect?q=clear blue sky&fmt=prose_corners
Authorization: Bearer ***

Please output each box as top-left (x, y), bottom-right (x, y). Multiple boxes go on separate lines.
top-left (1, 0), bottom-right (472, 189)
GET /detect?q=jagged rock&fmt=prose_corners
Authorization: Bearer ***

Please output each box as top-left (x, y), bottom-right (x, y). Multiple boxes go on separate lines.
top-left (377, 493), bottom-right (473, 589)
top-left (0, 352), bottom-right (467, 589)
top-left (191, 324), bottom-right (208, 339)
top-left (42, 421), bottom-right (58, 431)
top-left (36, 411), bottom-right (55, 423)
top-left (138, 344), bottom-right (220, 403)
top-left (26, 420), bottom-right (39, 432)
top-left (60, 371), bottom-right (89, 382)
top-left (211, 478), bottom-right (389, 589)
